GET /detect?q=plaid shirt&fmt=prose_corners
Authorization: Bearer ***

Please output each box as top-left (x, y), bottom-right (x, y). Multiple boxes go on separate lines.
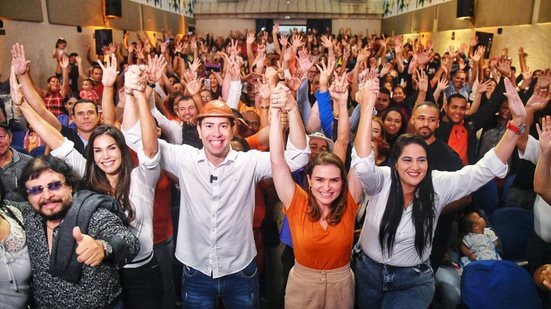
top-left (43, 91), bottom-right (65, 116)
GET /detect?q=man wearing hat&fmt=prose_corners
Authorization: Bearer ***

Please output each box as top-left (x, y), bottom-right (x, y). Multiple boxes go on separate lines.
top-left (0, 122), bottom-right (33, 201)
top-left (123, 87), bottom-right (309, 308)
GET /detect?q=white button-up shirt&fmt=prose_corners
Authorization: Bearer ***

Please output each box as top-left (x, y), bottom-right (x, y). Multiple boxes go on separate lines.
top-left (124, 121), bottom-right (309, 278)
top-left (351, 148), bottom-right (507, 267)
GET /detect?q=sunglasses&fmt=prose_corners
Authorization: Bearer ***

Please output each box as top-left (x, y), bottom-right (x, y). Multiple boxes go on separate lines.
top-left (26, 180), bottom-right (65, 196)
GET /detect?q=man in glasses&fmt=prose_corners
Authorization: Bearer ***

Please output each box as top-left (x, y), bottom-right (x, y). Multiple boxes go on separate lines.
top-left (14, 155), bottom-right (139, 308)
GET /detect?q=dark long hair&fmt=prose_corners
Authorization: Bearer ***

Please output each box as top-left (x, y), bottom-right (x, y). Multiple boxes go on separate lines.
top-left (378, 134), bottom-right (436, 258)
top-left (83, 125), bottom-right (135, 222)
top-left (305, 152), bottom-right (349, 225)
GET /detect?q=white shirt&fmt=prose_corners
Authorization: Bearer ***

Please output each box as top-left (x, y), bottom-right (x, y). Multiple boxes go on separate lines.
top-left (123, 121), bottom-right (309, 278)
top-left (518, 135), bottom-right (551, 242)
top-left (351, 148), bottom-right (508, 267)
top-left (151, 107), bottom-right (183, 144)
top-left (51, 138), bottom-right (161, 268)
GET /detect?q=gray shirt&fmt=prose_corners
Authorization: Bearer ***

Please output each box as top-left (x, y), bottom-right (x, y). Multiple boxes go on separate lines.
top-left (0, 148), bottom-right (33, 202)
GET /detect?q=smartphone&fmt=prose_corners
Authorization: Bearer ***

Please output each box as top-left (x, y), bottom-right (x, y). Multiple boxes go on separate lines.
top-left (203, 79), bottom-right (210, 90)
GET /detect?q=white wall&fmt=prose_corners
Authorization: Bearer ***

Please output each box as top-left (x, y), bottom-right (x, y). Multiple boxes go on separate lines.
top-left (332, 18), bottom-right (381, 36)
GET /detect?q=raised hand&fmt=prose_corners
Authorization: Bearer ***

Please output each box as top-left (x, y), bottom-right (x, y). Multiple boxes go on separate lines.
top-left (279, 34), bottom-right (288, 47)
top-left (356, 68), bottom-right (379, 106)
top-left (273, 23), bottom-right (280, 34)
top-left (537, 68), bottom-right (551, 89)
top-left (522, 67), bottom-right (533, 81)
top-left (9, 65), bottom-right (23, 106)
top-left (297, 49), bottom-right (314, 73)
top-left (98, 54), bottom-right (120, 87)
top-left (477, 79), bottom-right (492, 93)
top-left (258, 77), bottom-right (271, 99)
top-left (10, 43), bottom-right (30, 76)
top-left (329, 71), bottom-right (349, 103)
top-left (146, 54), bottom-right (167, 84)
top-left (496, 55), bottom-right (512, 77)
top-left (188, 57), bottom-right (202, 74)
top-left (246, 32), bottom-right (255, 45)
top-left (316, 57), bottom-right (336, 90)
top-left (186, 77), bottom-right (203, 96)
top-left (527, 88), bottom-right (551, 112)
top-left (59, 54), bottom-right (70, 70)
top-left (471, 46), bottom-right (485, 62)
top-left (538, 116), bottom-right (551, 156)
top-left (124, 65), bottom-right (147, 94)
top-left (321, 35), bottom-right (333, 49)
top-left (416, 69), bottom-right (428, 92)
top-left (437, 75), bottom-right (449, 91)
top-left (254, 52), bottom-right (266, 70)
top-left (291, 35), bottom-right (304, 50)
top-left (270, 83), bottom-right (295, 112)
top-left (503, 77), bottom-right (526, 121)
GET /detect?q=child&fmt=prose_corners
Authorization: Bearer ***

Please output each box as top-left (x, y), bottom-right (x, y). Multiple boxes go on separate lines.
top-left (460, 210), bottom-right (501, 267)
top-left (51, 37), bottom-right (68, 59)
top-left (79, 79), bottom-right (100, 105)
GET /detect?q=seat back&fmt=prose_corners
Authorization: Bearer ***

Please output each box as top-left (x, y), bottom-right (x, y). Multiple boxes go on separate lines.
top-left (490, 207), bottom-right (533, 260)
top-left (461, 260), bottom-right (541, 309)
top-left (472, 180), bottom-right (499, 216)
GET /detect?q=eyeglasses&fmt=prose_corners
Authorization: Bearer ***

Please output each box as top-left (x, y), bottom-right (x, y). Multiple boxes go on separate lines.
top-left (26, 180), bottom-right (65, 196)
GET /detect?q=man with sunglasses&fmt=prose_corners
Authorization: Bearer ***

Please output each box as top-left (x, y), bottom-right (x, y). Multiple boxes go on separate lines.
top-left (12, 155), bottom-right (139, 308)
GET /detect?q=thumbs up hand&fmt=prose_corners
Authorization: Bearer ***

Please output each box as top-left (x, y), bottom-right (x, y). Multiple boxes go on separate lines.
top-left (73, 226), bottom-right (105, 267)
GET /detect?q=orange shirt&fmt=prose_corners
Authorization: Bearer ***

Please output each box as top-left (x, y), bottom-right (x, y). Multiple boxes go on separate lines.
top-left (284, 184), bottom-right (358, 270)
top-left (448, 123), bottom-right (468, 165)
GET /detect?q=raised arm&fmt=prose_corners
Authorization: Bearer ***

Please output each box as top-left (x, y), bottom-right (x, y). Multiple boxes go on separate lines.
top-left (518, 88), bottom-right (551, 152)
top-left (269, 85), bottom-right (297, 208)
top-left (534, 116), bottom-right (551, 204)
top-left (11, 43), bottom-right (61, 131)
top-left (10, 65), bottom-right (64, 150)
top-left (98, 54), bottom-right (119, 125)
top-left (493, 78), bottom-right (527, 163)
top-left (353, 69), bottom-right (379, 158)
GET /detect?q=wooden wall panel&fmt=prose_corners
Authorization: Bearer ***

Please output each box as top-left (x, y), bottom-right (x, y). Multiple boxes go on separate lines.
top-left (474, 0), bottom-right (533, 27)
top-left (539, 0), bottom-right (551, 23)
top-left (47, 0), bottom-right (103, 27)
top-left (412, 6), bottom-right (434, 33)
top-left (142, 5), bottom-right (164, 32)
top-left (109, 0), bottom-right (142, 31)
top-left (437, 0), bottom-right (473, 32)
top-left (0, 0), bottom-right (43, 22)
top-left (381, 14), bottom-right (412, 35)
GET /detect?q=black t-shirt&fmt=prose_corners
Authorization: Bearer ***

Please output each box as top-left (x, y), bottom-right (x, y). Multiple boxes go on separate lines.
top-left (428, 139), bottom-right (463, 172)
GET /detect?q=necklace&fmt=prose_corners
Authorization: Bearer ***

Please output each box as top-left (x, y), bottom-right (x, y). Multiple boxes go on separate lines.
top-left (46, 222), bottom-right (60, 230)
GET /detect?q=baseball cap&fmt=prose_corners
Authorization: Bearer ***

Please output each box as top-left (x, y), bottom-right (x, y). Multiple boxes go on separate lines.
top-left (308, 132), bottom-right (334, 152)
top-left (192, 100), bottom-right (237, 125)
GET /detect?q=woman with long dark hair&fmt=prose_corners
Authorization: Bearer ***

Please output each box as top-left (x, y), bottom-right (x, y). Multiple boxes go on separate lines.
top-left (351, 72), bottom-right (526, 308)
top-left (15, 62), bottom-right (163, 308)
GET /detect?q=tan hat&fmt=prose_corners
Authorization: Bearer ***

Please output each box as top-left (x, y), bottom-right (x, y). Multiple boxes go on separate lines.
top-left (308, 132), bottom-right (334, 152)
top-left (192, 100), bottom-right (237, 125)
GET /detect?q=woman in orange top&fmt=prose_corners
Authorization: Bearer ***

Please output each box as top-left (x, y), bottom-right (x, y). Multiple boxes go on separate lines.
top-left (269, 78), bottom-right (362, 308)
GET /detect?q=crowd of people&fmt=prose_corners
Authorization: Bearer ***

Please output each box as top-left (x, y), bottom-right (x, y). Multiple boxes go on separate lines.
top-left (0, 24), bottom-right (550, 309)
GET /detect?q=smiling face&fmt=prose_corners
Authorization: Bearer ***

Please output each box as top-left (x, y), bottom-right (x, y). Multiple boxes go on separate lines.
top-left (393, 87), bottom-right (406, 103)
top-left (197, 116), bottom-right (234, 165)
top-left (92, 134), bottom-right (122, 177)
top-left (176, 98), bottom-right (198, 123)
top-left (48, 77), bottom-right (61, 92)
top-left (372, 120), bottom-right (383, 140)
top-left (375, 92), bottom-right (390, 113)
top-left (395, 143), bottom-right (428, 192)
top-left (25, 169), bottom-right (73, 221)
top-left (307, 164), bottom-right (343, 208)
top-left (383, 110), bottom-right (403, 136)
top-left (446, 97), bottom-right (467, 124)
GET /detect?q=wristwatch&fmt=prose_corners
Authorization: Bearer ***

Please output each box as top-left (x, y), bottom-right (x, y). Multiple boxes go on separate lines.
top-left (506, 121), bottom-right (526, 135)
top-left (100, 240), bottom-right (113, 259)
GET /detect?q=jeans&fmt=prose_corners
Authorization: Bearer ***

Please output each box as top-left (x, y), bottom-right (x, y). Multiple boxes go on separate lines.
top-left (181, 260), bottom-right (260, 309)
top-left (354, 251), bottom-right (435, 309)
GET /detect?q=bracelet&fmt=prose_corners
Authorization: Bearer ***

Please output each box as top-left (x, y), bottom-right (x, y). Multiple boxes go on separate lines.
top-left (147, 81), bottom-right (156, 88)
top-left (260, 106), bottom-right (270, 110)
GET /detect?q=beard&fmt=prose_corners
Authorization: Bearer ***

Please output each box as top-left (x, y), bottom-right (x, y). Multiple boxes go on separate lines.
top-left (38, 198), bottom-right (71, 221)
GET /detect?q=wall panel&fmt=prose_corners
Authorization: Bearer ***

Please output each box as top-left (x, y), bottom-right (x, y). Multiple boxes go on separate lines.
top-left (0, 0), bottom-right (43, 22)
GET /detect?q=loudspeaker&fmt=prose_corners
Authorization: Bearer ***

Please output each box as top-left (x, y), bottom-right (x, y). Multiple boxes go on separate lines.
top-left (105, 0), bottom-right (122, 18)
top-left (457, 0), bottom-right (474, 20)
top-left (475, 31), bottom-right (493, 59)
top-left (95, 29), bottom-right (113, 55)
